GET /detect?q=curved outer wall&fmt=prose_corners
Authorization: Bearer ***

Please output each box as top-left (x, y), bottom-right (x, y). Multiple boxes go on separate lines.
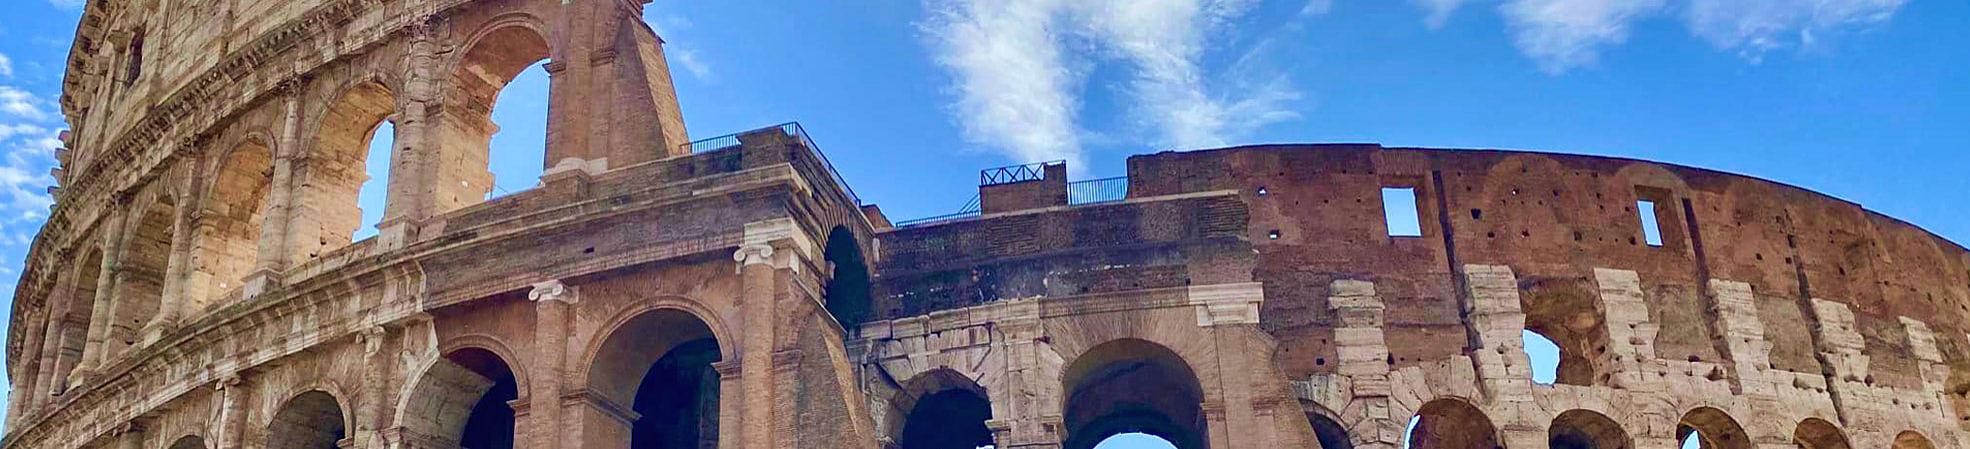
top-left (7, 1), bottom-right (1970, 449)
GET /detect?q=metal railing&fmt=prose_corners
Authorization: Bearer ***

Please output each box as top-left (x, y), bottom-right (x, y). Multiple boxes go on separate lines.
top-left (1068, 176), bottom-right (1128, 205)
top-left (981, 160), bottom-right (1063, 186)
top-left (678, 122), bottom-right (861, 205)
top-left (892, 195), bottom-right (981, 228)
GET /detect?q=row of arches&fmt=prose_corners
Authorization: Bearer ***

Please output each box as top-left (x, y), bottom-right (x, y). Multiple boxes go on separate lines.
top-left (1322, 398), bottom-right (1934, 449)
top-left (877, 339), bottom-right (1209, 449)
top-left (20, 17), bottom-right (554, 413)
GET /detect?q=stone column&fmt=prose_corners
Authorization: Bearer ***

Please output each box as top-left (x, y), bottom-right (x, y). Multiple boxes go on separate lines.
top-left (376, 20), bottom-right (440, 250)
top-left (76, 201), bottom-right (131, 379)
top-left (527, 280), bottom-right (575, 449)
top-left (987, 299), bottom-right (1062, 449)
top-left (216, 374), bottom-right (248, 449)
top-left (356, 325), bottom-right (391, 449)
top-left (145, 143), bottom-right (204, 344)
top-left (247, 78), bottom-right (306, 296)
top-left (734, 243), bottom-right (780, 449)
top-left (1329, 280), bottom-right (1399, 449)
top-left (712, 360), bottom-right (744, 449)
top-left (1809, 298), bottom-right (1874, 433)
top-left (1458, 265), bottom-right (1543, 449)
top-left (1190, 282), bottom-right (1266, 449)
top-left (114, 421), bottom-right (147, 449)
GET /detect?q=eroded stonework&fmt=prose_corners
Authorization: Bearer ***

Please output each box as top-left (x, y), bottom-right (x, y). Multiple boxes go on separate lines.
top-left (7, 1), bottom-right (1970, 449)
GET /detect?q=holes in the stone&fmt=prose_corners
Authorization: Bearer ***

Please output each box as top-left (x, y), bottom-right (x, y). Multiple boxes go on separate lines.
top-left (1268, 230), bottom-right (1281, 240)
top-left (1471, 209), bottom-right (1483, 220)
top-left (1255, 186), bottom-right (1269, 196)
top-left (1523, 330), bottom-right (1560, 385)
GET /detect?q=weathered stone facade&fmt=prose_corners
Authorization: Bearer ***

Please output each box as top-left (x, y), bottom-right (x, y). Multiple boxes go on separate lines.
top-left (7, 1), bottom-right (1970, 449)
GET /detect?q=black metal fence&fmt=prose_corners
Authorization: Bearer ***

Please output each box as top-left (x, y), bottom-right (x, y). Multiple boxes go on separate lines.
top-left (980, 160), bottom-right (1063, 186)
top-left (678, 122), bottom-right (861, 206)
top-left (1067, 176), bottom-right (1128, 205)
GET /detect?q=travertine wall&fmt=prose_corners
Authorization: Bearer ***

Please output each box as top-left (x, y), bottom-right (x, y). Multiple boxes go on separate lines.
top-left (8, 1), bottom-right (1967, 449)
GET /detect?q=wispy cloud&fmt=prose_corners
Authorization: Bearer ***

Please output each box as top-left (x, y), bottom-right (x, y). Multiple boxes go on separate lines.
top-left (1501, 0), bottom-right (1664, 73)
top-left (923, 0), bottom-right (1084, 166)
top-left (1684, 0), bottom-right (1906, 60)
top-left (923, 0), bottom-right (1299, 165)
top-left (0, 86), bottom-right (50, 121)
top-left (1415, 0), bottom-right (1475, 28)
top-left (1300, 0), bottom-right (1335, 16)
top-left (1416, 0), bottom-right (1905, 72)
top-left (0, 53), bottom-right (14, 78)
top-left (671, 47), bottom-right (714, 82)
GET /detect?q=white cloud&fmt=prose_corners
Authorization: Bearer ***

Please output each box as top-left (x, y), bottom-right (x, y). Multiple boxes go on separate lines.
top-left (1500, 0), bottom-right (1664, 73)
top-left (1416, 0), bottom-right (1475, 28)
top-left (0, 53), bottom-right (13, 78)
top-left (923, 0), bottom-right (1084, 166)
top-left (671, 47), bottom-right (714, 82)
top-left (1684, 0), bottom-right (1906, 60)
top-left (1300, 0), bottom-right (1335, 16)
top-left (0, 87), bottom-right (49, 121)
top-left (923, 0), bottom-right (1298, 164)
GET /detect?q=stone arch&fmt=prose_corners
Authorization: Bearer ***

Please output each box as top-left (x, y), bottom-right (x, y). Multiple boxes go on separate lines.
top-left (823, 225), bottom-right (873, 327)
top-left (189, 135), bottom-right (275, 307)
top-left (1405, 398), bottom-right (1499, 449)
top-left (1892, 431), bottom-right (1936, 449)
top-left (44, 246), bottom-right (104, 395)
top-left (396, 346), bottom-right (520, 449)
top-left (1060, 338), bottom-right (1207, 449)
top-left (108, 186), bottom-right (178, 349)
top-left (884, 368), bottom-right (993, 449)
top-left (1518, 276), bottom-right (1610, 386)
top-left (167, 435), bottom-right (208, 449)
top-left (1790, 418), bottom-right (1848, 449)
top-left (266, 390), bottom-right (348, 449)
top-left (297, 78), bottom-right (396, 261)
top-left (1676, 407), bottom-right (1749, 449)
top-left (582, 303), bottom-right (727, 449)
top-left (1549, 409), bottom-right (1629, 449)
top-left (431, 13), bottom-right (553, 213)
top-left (1301, 402), bottom-right (1351, 449)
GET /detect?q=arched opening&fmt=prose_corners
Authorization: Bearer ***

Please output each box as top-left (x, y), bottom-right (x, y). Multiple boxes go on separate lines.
top-left (823, 226), bottom-right (872, 328)
top-left (888, 369), bottom-right (993, 449)
top-left (438, 23), bottom-right (551, 213)
top-left (1094, 433), bottom-right (1179, 448)
top-left (454, 348), bottom-right (519, 449)
top-left (1404, 399), bottom-right (1498, 449)
top-left (1304, 404), bottom-right (1351, 449)
top-left (168, 436), bottom-right (208, 449)
top-left (195, 138), bottom-right (275, 304)
top-left (1892, 431), bottom-right (1935, 449)
top-left (396, 346), bottom-right (519, 448)
top-left (110, 189), bottom-right (176, 347)
top-left (588, 308), bottom-right (723, 449)
top-left (1675, 407), bottom-right (1748, 449)
top-left (1549, 409), bottom-right (1629, 449)
top-left (352, 121), bottom-right (393, 241)
top-left (306, 81), bottom-right (395, 256)
top-left (1518, 278), bottom-right (1609, 386)
top-left (1791, 418), bottom-right (1848, 449)
top-left (1061, 339), bottom-right (1206, 449)
top-left (46, 248), bottom-right (102, 394)
top-left (1523, 330), bottom-right (1562, 385)
top-left (266, 390), bottom-right (346, 449)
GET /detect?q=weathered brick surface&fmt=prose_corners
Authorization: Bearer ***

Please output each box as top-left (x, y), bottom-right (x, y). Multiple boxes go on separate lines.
top-left (8, 1), bottom-right (1970, 449)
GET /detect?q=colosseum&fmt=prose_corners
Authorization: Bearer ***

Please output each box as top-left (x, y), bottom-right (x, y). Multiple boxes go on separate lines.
top-left (5, 1), bottom-right (1968, 449)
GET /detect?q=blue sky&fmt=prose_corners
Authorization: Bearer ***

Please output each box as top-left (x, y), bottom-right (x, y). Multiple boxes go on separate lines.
top-left (3, 0), bottom-right (1968, 445)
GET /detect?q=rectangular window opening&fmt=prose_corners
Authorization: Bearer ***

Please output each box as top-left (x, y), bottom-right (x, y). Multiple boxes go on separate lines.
top-left (1383, 187), bottom-right (1422, 237)
top-left (1637, 200), bottom-right (1663, 247)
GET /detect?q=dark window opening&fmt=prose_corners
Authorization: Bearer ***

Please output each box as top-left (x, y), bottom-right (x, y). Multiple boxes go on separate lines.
top-left (632, 338), bottom-right (721, 449)
top-left (123, 31), bottom-right (145, 88)
top-left (897, 388), bottom-right (994, 449)
top-left (455, 350), bottom-right (519, 449)
top-left (823, 226), bottom-right (873, 327)
top-left (1383, 187), bottom-right (1422, 237)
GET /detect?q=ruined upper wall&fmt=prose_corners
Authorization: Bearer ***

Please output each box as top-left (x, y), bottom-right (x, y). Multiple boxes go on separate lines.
top-left (876, 144), bottom-right (1970, 390)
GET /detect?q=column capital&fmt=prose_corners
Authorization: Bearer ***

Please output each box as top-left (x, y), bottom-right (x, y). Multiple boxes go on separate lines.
top-left (712, 359), bottom-right (743, 380)
top-left (528, 279), bottom-right (575, 305)
top-left (733, 244), bottom-right (775, 270)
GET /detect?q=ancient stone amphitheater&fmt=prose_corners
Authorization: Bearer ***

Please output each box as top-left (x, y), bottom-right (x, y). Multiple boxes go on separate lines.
top-left (7, 1), bottom-right (1969, 449)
